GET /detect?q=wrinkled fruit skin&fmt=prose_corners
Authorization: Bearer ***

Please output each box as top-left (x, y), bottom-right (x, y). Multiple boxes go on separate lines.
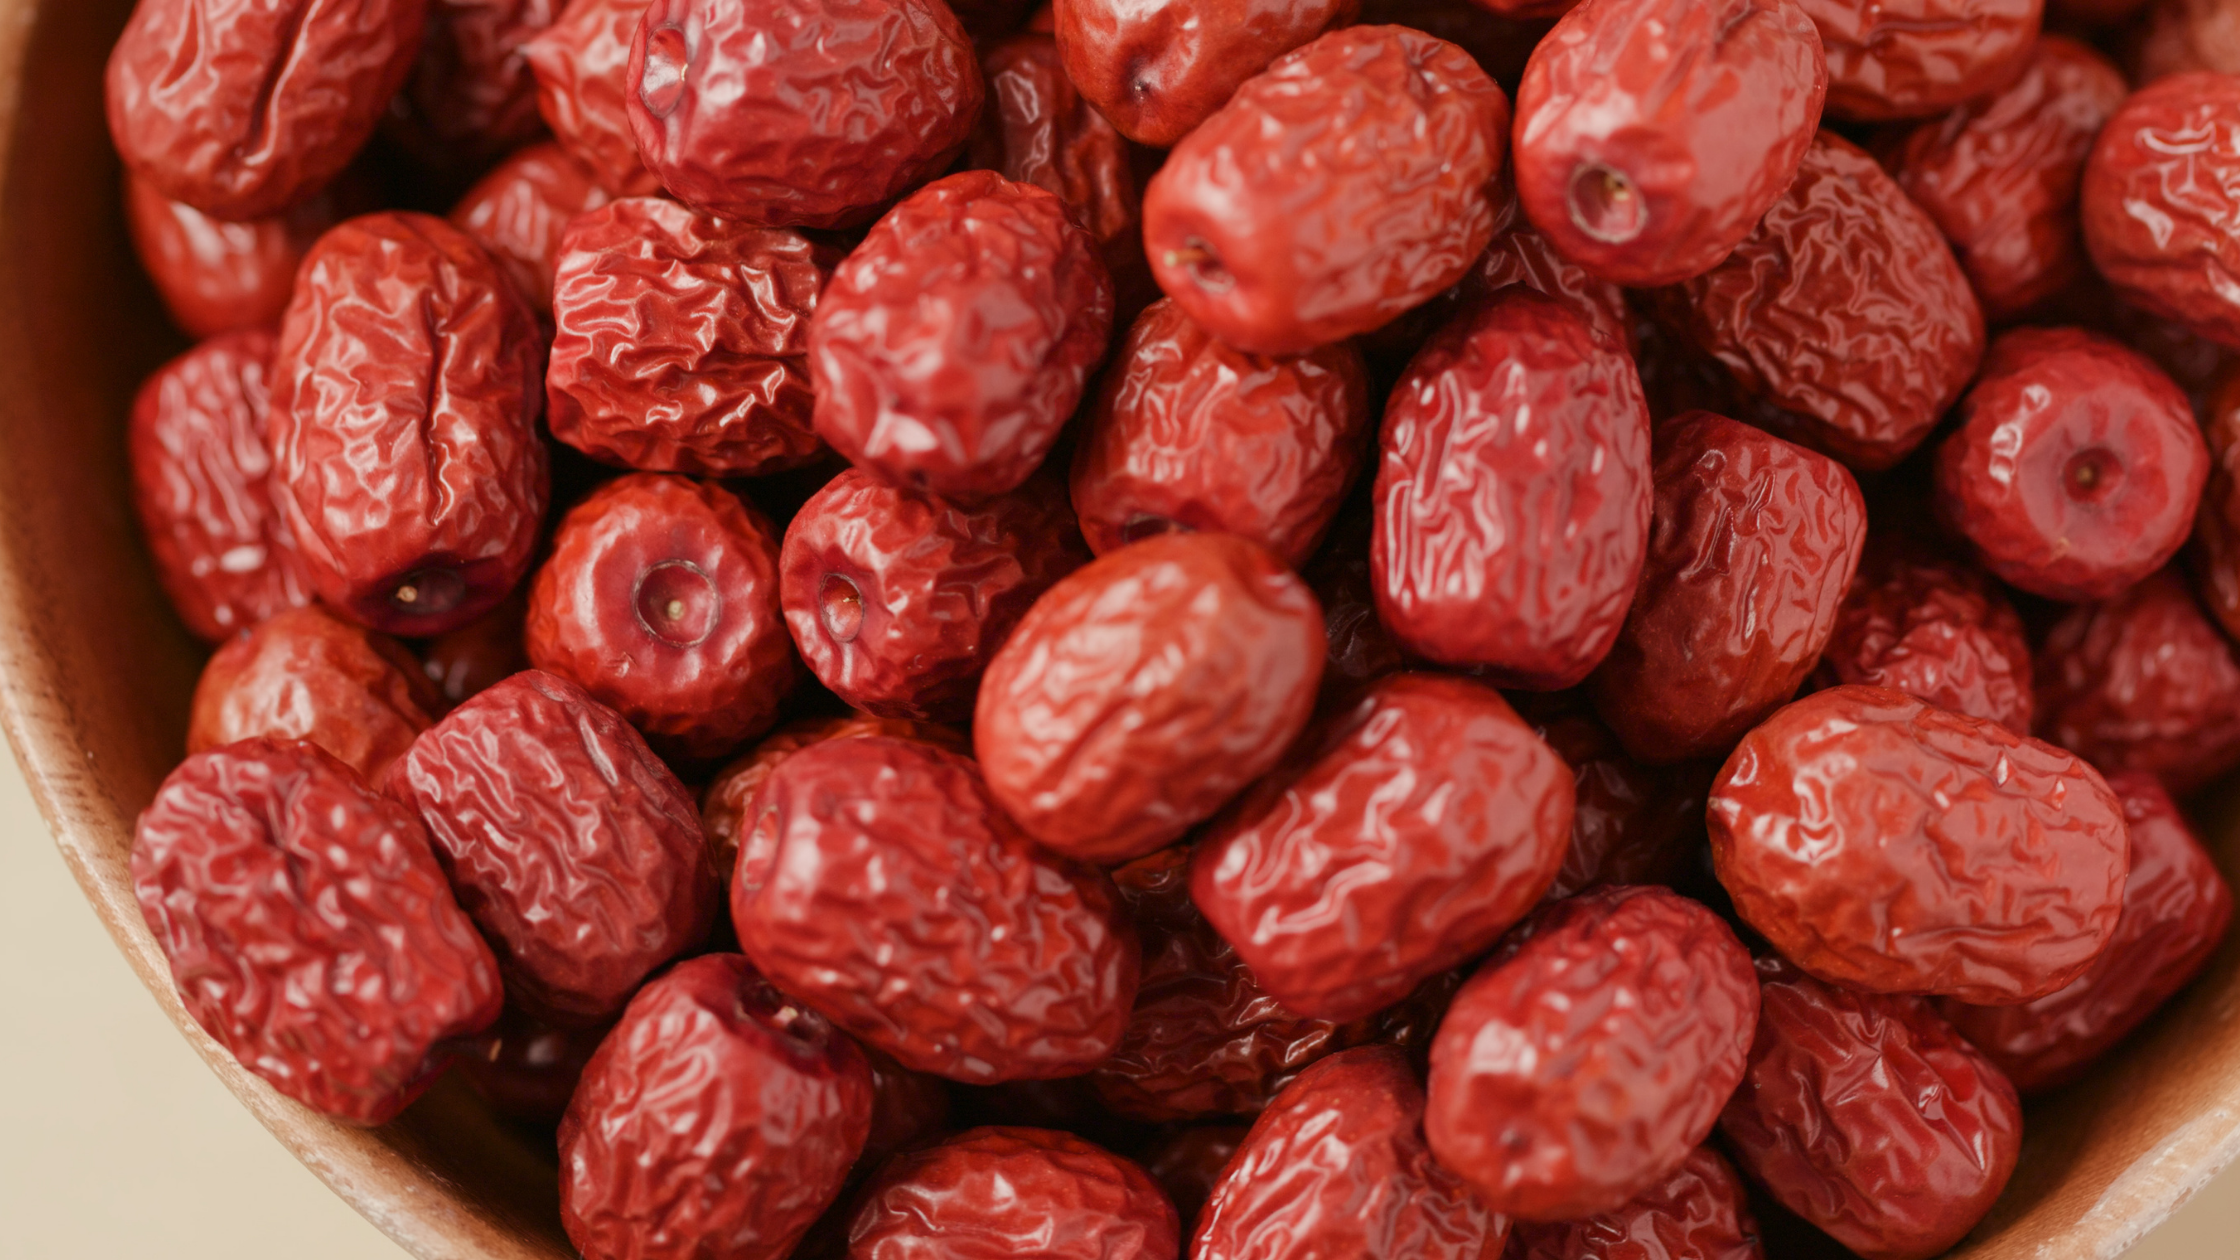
top-left (1193, 672), bottom-right (1574, 1022)
top-left (782, 468), bottom-right (1088, 721)
top-left (975, 532), bottom-right (1326, 864)
top-left (449, 140), bottom-right (613, 316)
top-left (1053, 0), bottom-right (1359, 147)
top-left (1719, 959), bottom-right (2023, 1260)
top-left (127, 329), bottom-right (311, 642)
top-left (547, 198), bottom-right (831, 476)
top-left (1468, 198), bottom-right (1636, 354)
top-left (1942, 772), bottom-right (2233, 1093)
top-left (559, 954), bottom-right (873, 1260)
top-left (1513, 0), bottom-right (1827, 287)
top-left (1811, 543), bottom-right (2034, 732)
top-left (1073, 299), bottom-right (1372, 567)
top-left (1796, 0), bottom-right (2042, 122)
top-left (525, 0), bottom-right (664, 196)
top-left (132, 739), bottom-right (501, 1124)
top-left (1426, 886), bottom-right (1758, 1221)
top-left (1373, 289), bottom-right (1652, 687)
top-left (1505, 1145), bottom-right (1763, 1260)
top-left (1516, 693), bottom-right (1713, 902)
top-left (2036, 567), bottom-right (2240, 795)
top-left (1139, 1125), bottom-right (1250, 1236)
top-left (190, 604), bottom-right (438, 786)
top-left (1937, 327), bottom-right (2206, 602)
top-left (2085, 73), bottom-right (2240, 350)
top-left (526, 473), bottom-right (797, 760)
top-left (388, 669), bottom-right (718, 1025)
top-left (105, 0), bottom-right (427, 220)
top-left (1195, 1045), bottom-right (1509, 1260)
top-left (731, 737), bottom-right (1139, 1082)
top-left (1885, 37), bottom-right (2128, 322)
top-left (387, 0), bottom-right (561, 176)
top-left (1650, 133), bottom-right (1984, 471)
top-left (2195, 362), bottom-right (2240, 639)
top-left (1142, 25), bottom-right (1510, 356)
top-left (1712, 684), bottom-right (2129, 1003)
top-left (848, 1126), bottom-right (1180, 1259)
top-left (269, 211), bottom-right (549, 637)
top-left (625, 0), bottom-right (982, 227)
top-left (811, 170), bottom-right (1114, 501)
top-left (1588, 411), bottom-right (1866, 765)
top-left (456, 1004), bottom-right (610, 1126)
top-left (124, 174), bottom-right (343, 339)
top-left (699, 715), bottom-right (968, 882)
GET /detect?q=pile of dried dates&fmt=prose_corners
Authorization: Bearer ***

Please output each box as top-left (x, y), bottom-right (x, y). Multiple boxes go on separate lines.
top-left (104, 0), bottom-right (2240, 1256)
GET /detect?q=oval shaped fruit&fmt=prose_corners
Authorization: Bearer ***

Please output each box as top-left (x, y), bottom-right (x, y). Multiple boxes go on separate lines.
top-left (124, 174), bottom-right (346, 339)
top-left (1505, 1145), bottom-right (1763, 1260)
top-left (189, 604), bottom-right (438, 786)
top-left (1812, 542), bottom-right (2034, 733)
top-left (1052, 0), bottom-right (1359, 147)
top-left (1796, 0), bottom-right (2042, 122)
top-left (525, 0), bottom-right (663, 196)
top-left (448, 140), bottom-right (612, 316)
top-left (2085, 73), bottom-right (2240, 350)
top-left (848, 1127), bottom-right (1180, 1259)
top-left (698, 715), bottom-right (968, 882)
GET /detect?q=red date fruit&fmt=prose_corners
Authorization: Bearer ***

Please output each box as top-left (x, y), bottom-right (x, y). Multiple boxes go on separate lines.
top-left (699, 715), bottom-right (968, 881)
top-left (1506, 1145), bottom-right (1763, 1260)
top-left (2036, 567), bottom-right (2240, 794)
top-left (1811, 543), bottom-right (2034, 732)
top-left (387, 0), bottom-right (561, 177)
top-left (1052, 0), bottom-right (1359, 148)
top-left (1942, 772), bottom-right (2233, 1092)
top-left (975, 532), bottom-right (1325, 864)
top-left (526, 473), bottom-right (797, 760)
top-left (1936, 328), bottom-right (2206, 602)
top-left (127, 329), bottom-right (311, 642)
top-left (1373, 289), bottom-right (1652, 687)
top-left (1795, 0), bottom-right (2041, 122)
top-left (105, 0), bottom-right (426, 220)
top-left (810, 170), bottom-right (1113, 501)
top-left (2085, 74), bottom-right (2240, 350)
top-left (419, 590), bottom-right (529, 709)
top-left (1195, 1045), bottom-right (1508, 1259)
top-left (1711, 684), bottom-right (2129, 1003)
top-left (526, 0), bottom-right (663, 196)
top-left (2133, 0), bottom-right (2240, 82)
top-left (1587, 411), bottom-right (1866, 765)
top-left (1719, 959), bottom-right (2023, 1260)
top-left (448, 140), bottom-right (612, 315)
top-left (781, 468), bottom-right (1088, 721)
top-left (457, 1004), bottom-right (609, 1125)
top-left (1139, 1125), bottom-right (1250, 1235)
top-left (1071, 299), bottom-right (1372, 566)
top-left (1141, 26), bottom-right (1510, 356)
top-left (732, 736), bottom-right (1139, 1082)
top-left (125, 175), bottom-right (342, 339)
top-left (848, 1127), bottom-right (1180, 1259)
top-left (1518, 693), bottom-right (1712, 902)
top-left (132, 739), bottom-right (502, 1125)
top-left (2195, 362), bottom-right (2240, 638)
top-left (389, 669), bottom-right (719, 1024)
top-left (1470, 196), bottom-right (1636, 355)
top-left (547, 198), bottom-right (831, 476)
top-left (1513, 0), bottom-right (1826, 288)
top-left (269, 212), bottom-right (548, 637)
top-left (1426, 886), bottom-right (1757, 1220)
top-left (189, 604), bottom-right (439, 786)
top-left (625, 0), bottom-right (982, 227)
top-left (1884, 37), bottom-right (2128, 323)
top-left (1193, 672), bottom-right (1574, 1022)
top-left (559, 954), bottom-right (873, 1260)
top-left (1649, 134), bottom-right (1984, 471)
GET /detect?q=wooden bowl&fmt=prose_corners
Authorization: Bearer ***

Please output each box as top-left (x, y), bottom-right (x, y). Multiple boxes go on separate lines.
top-left (1, 2), bottom-right (2238, 1257)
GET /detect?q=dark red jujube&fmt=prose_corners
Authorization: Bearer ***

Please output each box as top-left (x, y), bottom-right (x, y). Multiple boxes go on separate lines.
top-left (524, 0), bottom-right (663, 196)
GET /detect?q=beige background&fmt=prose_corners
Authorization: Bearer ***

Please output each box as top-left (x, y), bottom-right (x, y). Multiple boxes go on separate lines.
top-left (0, 743), bottom-right (2234, 1259)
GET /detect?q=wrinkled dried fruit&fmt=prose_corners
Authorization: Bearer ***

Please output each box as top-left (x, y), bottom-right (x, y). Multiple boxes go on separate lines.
top-left (448, 140), bottom-right (612, 315)
top-left (1194, 672), bottom-right (1575, 1022)
top-left (1796, 0), bottom-right (2042, 122)
top-left (388, 0), bottom-right (563, 176)
top-left (699, 715), bottom-right (968, 881)
top-left (2084, 73), bottom-right (2240, 350)
top-left (127, 329), bottom-right (311, 642)
top-left (124, 174), bottom-right (346, 339)
top-left (526, 473), bottom-right (797, 760)
top-left (1373, 288), bottom-right (1652, 687)
top-left (732, 736), bottom-right (1139, 1082)
top-left (1810, 542), bottom-right (2034, 732)
top-left (132, 739), bottom-right (501, 1124)
top-left (547, 198), bottom-right (832, 476)
top-left (1195, 1046), bottom-right (1508, 1259)
top-left (1588, 411), bottom-right (1866, 765)
top-left (1142, 25), bottom-right (1510, 356)
top-left (190, 604), bottom-right (439, 786)
top-left (525, 0), bottom-right (663, 196)
top-left (1072, 299), bottom-right (1372, 566)
top-left (1512, 0), bottom-right (1827, 287)
top-left (1719, 959), bottom-right (2023, 1260)
top-left (849, 1127), bottom-right (1180, 1259)
top-left (269, 211), bottom-right (549, 637)
top-left (1426, 886), bottom-right (1758, 1221)
top-left (1302, 503), bottom-right (1413, 694)
top-left (975, 532), bottom-right (1325, 864)
top-left (1053, 0), bottom-right (1359, 147)
top-left (1468, 195), bottom-right (1636, 354)
top-left (560, 954), bottom-right (873, 1260)
top-left (625, 0), bottom-right (982, 227)
top-left (1505, 1145), bottom-right (1763, 1260)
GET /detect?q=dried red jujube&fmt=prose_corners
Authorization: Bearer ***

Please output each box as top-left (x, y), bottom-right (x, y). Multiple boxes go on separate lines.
top-left (1052, 0), bottom-right (1359, 148)
top-left (387, 0), bottom-right (562, 177)
top-left (698, 715), bottom-right (968, 882)
top-left (525, 0), bottom-right (662, 196)
top-left (448, 140), bottom-right (612, 315)
top-left (848, 1127), bottom-right (1180, 1260)
top-left (124, 175), bottom-right (344, 340)
top-left (189, 604), bottom-right (439, 787)
top-left (1516, 692), bottom-right (1713, 902)
top-left (1796, 0), bottom-right (2043, 122)
top-left (1505, 1145), bottom-right (1763, 1260)
top-left (2084, 73), bottom-right (2240, 350)
top-left (1811, 543), bottom-right (2034, 733)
